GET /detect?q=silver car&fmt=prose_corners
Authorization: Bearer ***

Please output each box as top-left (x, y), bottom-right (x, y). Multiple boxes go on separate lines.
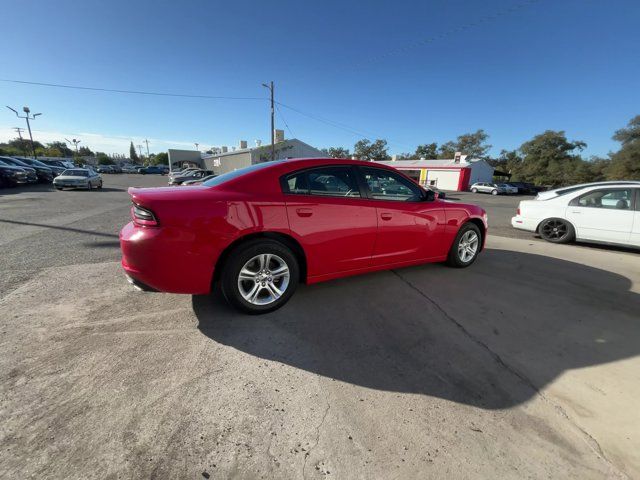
top-left (53, 168), bottom-right (103, 190)
top-left (470, 182), bottom-right (506, 195)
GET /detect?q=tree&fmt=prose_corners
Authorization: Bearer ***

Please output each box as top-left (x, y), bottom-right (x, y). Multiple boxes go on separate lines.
top-left (47, 141), bottom-right (74, 157)
top-left (437, 130), bottom-right (491, 159)
top-left (612, 115), bottom-right (640, 146)
top-left (353, 139), bottom-right (390, 161)
top-left (129, 141), bottom-right (140, 163)
top-left (456, 130), bottom-right (492, 158)
top-left (78, 146), bottom-right (94, 156)
top-left (605, 115), bottom-right (640, 180)
top-left (516, 130), bottom-right (586, 186)
top-left (325, 147), bottom-right (351, 158)
top-left (152, 152), bottom-right (169, 165)
top-left (96, 152), bottom-right (112, 165)
top-left (414, 143), bottom-right (438, 159)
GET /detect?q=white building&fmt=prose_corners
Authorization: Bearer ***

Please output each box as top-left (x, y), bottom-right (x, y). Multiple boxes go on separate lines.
top-left (376, 156), bottom-right (495, 191)
top-left (202, 138), bottom-right (324, 175)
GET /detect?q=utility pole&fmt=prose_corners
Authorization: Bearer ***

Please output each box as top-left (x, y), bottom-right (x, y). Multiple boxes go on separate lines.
top-left (262, 81), bottom-right (275, 160)
top-left (13, 127), bottom-right (26, 155)
top-left (137, 145), bottom-right (144, 163)
top-left (194, 142), bottom-right (199, 151)
top-left (7, 106), bottom-right (41, 158)
top-left (144, 139), bottom-right (150, 161)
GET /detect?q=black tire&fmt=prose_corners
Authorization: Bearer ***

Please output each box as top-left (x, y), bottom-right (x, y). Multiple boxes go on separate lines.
top-left (446, 222), bottom-right (482, 268)
top-left (538, 218), bottom-right (574, 244)
top-left (220, 239), bottom-right (299, 314)
top-left (471, 188), bottom-right (478, 193)
top-left (87, 181), bottom-right (93, 190)
top-left (491, 189), bottom-right (498, 195)
top-left (55, 187), bottom-right (62, 190)
top-left (98, 181), bottom-right (103, 189)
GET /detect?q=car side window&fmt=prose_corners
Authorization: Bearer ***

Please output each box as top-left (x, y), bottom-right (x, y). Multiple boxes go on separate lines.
top-left (361, 167), bottom-right (422, 201)
top-left (283, 167), bottom-right (360, 198)
top-left (573, 188), bottom-right (633, 210)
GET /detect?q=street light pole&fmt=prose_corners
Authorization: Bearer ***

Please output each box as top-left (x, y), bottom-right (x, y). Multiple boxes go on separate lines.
top-left (7, 106), bottom-right (42, 158)
top-left (262, 81), bottom-right (275, 161)
top-left (13, 127), bottom-right (26, 155)
top-left (144, 139), bottom-right (150, 160)
top-left (194, 142), bottom-right (199, 151)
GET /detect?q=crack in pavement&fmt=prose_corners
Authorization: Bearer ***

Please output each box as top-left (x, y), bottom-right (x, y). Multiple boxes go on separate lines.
top-left (303, 397), bottom-right (331, 480)
top-left (390, 270), bottom-right (630, 480)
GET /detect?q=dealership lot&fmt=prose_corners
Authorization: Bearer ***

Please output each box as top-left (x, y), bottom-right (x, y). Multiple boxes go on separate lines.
top-left (1, 176), bottom-right (639, 479)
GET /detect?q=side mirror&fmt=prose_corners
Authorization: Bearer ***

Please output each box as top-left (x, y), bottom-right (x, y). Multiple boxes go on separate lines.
top-left (423, 189), bottom-right (436, 201)
top-left (437, 191), bottom-right (446, 199)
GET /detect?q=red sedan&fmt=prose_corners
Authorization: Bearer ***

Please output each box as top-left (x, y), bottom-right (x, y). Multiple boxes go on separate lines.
top-left (120, 158), bottom-right (487, 313)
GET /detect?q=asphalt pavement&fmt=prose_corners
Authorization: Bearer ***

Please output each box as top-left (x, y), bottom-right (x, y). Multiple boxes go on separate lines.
top-left (1, 175), bottom-right (638, 479)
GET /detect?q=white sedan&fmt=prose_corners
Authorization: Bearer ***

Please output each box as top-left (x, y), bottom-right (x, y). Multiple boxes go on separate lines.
top-left (512, 184), bottom-right (640, 247)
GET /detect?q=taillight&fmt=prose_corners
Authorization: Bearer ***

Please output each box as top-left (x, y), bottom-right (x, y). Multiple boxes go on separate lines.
top-left (517, 208), bottom-right (520, 215)
top-left (131, 204), bottom-right (159, 227)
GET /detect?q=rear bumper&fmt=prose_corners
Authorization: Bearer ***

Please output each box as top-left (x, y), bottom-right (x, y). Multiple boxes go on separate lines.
top-left (119, 221), bottom-right (216, 294)
top-left (511, 215), bottom-right (538, 232)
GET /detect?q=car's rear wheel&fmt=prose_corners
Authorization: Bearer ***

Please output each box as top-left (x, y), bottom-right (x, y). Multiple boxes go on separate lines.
top-left (98, 180), bottom-right (103, 189)
top-left (447, 223), bottom-right (482, 268)
top-left (471, 188), bottom-right (478, 193)
top-left (221, 239), bottom-right (299, 314)
top-left (538, 218), bottom-right (574, 244)
top-left (491, 189), bottom-right (498, 195)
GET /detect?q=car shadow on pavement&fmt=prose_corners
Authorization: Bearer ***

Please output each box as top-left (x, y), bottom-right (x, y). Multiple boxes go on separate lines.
top-left (192, 249), bottom-right (640, 410)
top-left (0, 218), bottom-right (119, 239)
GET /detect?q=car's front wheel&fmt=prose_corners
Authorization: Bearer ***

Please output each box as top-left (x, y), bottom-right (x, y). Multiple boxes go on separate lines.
top-left (491, 189), bottom-right (498, 195)
top-left (447, 223), bottom-right (482, 268)
top-left (221, 239), bottom-right (299, 314)
top-left (538, 218), bottom-right (574, 244)
top-left (471, 188), bottom-right (478, 193)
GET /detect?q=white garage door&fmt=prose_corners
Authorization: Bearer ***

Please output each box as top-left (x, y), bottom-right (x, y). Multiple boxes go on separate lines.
top-left (425, 170), bottom-right (460, 190)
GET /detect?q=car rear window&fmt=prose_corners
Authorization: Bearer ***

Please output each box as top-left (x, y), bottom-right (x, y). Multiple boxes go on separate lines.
top-left (202, 161), bottom-right (284, 187)
top-left (63, 169), bottom-right (89, 177)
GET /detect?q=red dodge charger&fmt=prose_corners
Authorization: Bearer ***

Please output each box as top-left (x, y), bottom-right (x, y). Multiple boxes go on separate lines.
top-left (120, 158), bottom-right (487, 313)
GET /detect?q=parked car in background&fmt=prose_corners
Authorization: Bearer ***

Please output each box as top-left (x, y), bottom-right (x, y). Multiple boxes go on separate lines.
top-left (53, 168), bottom-right (103, 190)
top-left (121, 158), bottom-right (488, 314)
top-left (0, 160), bottom-right (30, 187)
top-left (181, 174), bottom-right (218, 186)
top-left (169, 169), bottom-right (215, 185)
top-left (496, 183), bottom-right (518, 194)
top-left (512, 184), bottom-right (640, 247)
top-left (0, 158), bottom-right (38, 184)
top-left (507, 182), bottom-right (539, 194)
top-left (121, 165), bottom-right (139, 173)
top-left (168, 167), bottom-right (199, 180)
top-left (111, 165), bottom-right (122, 173)
top-left (138, 166), bottom-right (166, 175)
top-left (40, 159), bottom-right (75, 170)
top-left (17, 157), bottom-right (65, 177)
top-left (97, 165), bottom-right (114, 173)
top-left (470, 182), bottom-right (506, 195)
top-left (534, 180), bottom-right (640, 201)
top-left (0, 156), bottom-right (53, 183)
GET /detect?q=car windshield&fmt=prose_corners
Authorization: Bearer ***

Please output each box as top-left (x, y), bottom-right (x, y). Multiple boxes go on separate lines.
top-left (63, 169), bottom-right (89, 177)
top-left (202, 161), bottom-right (284, 187)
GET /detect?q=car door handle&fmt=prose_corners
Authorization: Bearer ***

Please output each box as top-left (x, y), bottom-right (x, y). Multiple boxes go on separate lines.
top-left (570, 211), bottom-right (581, 214)
top-left (296, 208), bottom-right (313, 218)
top-left (380, 212), bottom-right (393, 221)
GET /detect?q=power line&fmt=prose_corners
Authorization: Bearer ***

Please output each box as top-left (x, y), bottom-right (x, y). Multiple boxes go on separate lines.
top-left (3, 77), bottom-right (413, 149)
top-left (357, 0), bottom-right (543, 66)
top-left (275, 101), bottom-right (414, 150)
top-left (0, 78), bottom-right (266, 101)
top-left (275, 102), bottom-right (295, 139)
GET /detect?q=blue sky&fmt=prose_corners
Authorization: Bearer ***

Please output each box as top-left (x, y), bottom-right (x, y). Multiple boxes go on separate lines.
top-left (0, 0), bottom-right (638, 157)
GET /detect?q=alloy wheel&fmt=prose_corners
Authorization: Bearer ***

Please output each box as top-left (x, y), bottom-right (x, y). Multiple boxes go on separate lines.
top-left (458, 230), bottom-right (479, 263)
top-left (237, 253), bottom-right (290, 306)
top-left (541, 219), bottom-right (568, 240)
